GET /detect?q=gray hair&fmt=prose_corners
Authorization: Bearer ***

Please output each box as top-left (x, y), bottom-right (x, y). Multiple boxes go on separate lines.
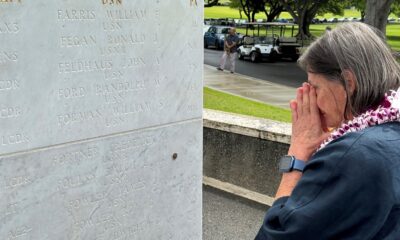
top-left (298, 22), bottom-right (400, 115)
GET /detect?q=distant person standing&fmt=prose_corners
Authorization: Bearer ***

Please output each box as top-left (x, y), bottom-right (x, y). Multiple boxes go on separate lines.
top-left (217, 27), bottom-right (239, 74)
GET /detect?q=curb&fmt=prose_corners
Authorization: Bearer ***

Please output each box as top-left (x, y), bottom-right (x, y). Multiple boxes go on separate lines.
top-left (203, 176), bottom-right (275, 207)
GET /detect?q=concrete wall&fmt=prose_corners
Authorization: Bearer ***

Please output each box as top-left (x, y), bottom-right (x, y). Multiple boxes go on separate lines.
top-left (203, 110), bottom-right (291, 197)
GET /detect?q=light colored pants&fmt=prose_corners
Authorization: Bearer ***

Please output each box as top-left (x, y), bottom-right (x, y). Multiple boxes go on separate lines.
top-left (219, 51), bottom-right (237, 72)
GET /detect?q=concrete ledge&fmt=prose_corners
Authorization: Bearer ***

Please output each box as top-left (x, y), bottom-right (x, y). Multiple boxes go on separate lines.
top-left (203, 176), bottom-right (275, 207)
top-left (203, 110), bottom-right (291, 197)
top-left (203, 109), bottom-right (291, 144)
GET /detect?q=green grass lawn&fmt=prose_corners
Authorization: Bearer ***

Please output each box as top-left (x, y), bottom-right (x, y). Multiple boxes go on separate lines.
top-left (204, 87), bottom-right (292, 123)
top-left (205, 6), bottom-right (272, 19)
top-left (205, 6), bottom-right (397, 20)
top-left (309, 24), bottom-right (400, 50)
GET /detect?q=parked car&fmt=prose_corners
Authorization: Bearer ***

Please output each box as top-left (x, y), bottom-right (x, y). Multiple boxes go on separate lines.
top-left (219, 18), bottom-right (236, 26)
top-left (238, 19), bottom-right (248, 25)
top-left (337, 17), bottom-right (350, 22)
top-left (286, 18), bottom-right (295, 23)
top-left (203, 25), bottom-right (211, 35)
top-left (204, 18), bottom-right (216, 25)
top-left (204, 18), bottom-right (224, 26)
top-left (327, 17), bottom-right (338, 23)
top-left (204, 26), bottom-right (230, 50)
top-left (320, 18), bottom-right (328, 23)
top-left (276, 18), bottom-right (289, 23)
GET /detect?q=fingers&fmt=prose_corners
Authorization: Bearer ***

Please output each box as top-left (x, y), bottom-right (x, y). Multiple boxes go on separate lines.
top-left (302, 83), bottom-right (310, 114)
top-left (296, 87), bottom-right (303, 116)
top-left (296, 82), bottom-right (320, 123)
top-left (309, 85), bottom-right (319, 116)
top-left (298, 83), bottom-right (318, 115)
top-left (290, 100), bottom-right (298, 123)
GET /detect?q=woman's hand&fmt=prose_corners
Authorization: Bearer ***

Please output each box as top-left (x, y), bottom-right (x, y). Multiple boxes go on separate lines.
top-left (275, 83), bottom-right (329, 198)
top-left (288, 83), bottom-right (330, 161)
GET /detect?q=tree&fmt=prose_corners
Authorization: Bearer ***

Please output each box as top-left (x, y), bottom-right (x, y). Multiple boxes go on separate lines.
top-left (317, 1), bottom-right (345, 17)
top-left (232, 0), bottom-right (283, 22)
top-left (239, 0), bottom-right (264, 22)
top-left (230, 0), bottom-right (244, 19)
top-left (263, 0), bottom-right (284, 22)
top-left (390, 0), bottom-right (400, 18)
top-left (365, 0), bottom-right (394, 34)
top-left (239, 0), bottom-right (251, 21)
top-left (282, 0), bottom-right (329, 39)
top-left (282, 0), bottom-right (347, 39)
top-left (349, 0), bottom-right (366, 21)
top-left (205, 0), bottom-right (219, 7)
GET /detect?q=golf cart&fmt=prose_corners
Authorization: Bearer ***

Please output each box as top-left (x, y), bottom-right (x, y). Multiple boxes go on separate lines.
top-left (237, 22), bottom-right (301, 62)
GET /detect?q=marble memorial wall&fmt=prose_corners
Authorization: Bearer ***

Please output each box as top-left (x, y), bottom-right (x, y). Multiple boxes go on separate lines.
top-left (0, 0), bottom-right (203, 239)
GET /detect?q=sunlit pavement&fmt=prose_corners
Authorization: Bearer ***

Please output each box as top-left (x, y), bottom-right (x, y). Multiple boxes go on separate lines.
top-left (204, 64), bottom-right (296, 109)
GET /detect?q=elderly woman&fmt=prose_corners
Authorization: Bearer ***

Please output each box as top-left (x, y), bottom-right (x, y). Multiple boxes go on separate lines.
top-left (255, 22), bottom-right (400, 239)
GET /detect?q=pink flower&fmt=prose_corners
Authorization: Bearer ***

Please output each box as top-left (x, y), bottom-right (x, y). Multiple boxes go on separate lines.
top-left (381, 98), bottom-right (391, 108)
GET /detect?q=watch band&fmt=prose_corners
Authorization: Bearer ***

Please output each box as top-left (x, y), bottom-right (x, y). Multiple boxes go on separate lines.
top-left (292, 157), bottom-right (306, 172)
top-left (279, 155), bottom-right (306, 173)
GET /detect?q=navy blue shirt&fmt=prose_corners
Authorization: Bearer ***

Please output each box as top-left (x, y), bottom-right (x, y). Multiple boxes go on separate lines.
top-left (256, 122), bottom-right (400, 240)
top-left (225, 34), bottom-right (239, 53)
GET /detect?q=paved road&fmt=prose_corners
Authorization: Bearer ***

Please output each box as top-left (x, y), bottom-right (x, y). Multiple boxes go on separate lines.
top-left (203, 186), bottom-right (268, 240)
top-left (204, 65), bottom-right (296, 109)
top-left (204, 48), bottom-right (307, 88)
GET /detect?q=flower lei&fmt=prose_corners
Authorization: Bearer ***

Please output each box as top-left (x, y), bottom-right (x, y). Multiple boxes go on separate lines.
top-left (318, 87), bottom-right (400, 151)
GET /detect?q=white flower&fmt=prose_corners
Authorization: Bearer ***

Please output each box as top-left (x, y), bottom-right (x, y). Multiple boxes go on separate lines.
top-left (391, 87), bottom-right (400, 109)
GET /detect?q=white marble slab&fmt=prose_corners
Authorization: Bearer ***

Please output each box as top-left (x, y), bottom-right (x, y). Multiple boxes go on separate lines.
top-left (0, 0), bottom-right (203, 155)
top-left (0, 120), bottom-right (202, 240)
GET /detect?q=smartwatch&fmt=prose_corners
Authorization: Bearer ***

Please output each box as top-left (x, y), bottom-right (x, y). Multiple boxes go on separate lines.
top-left (279, 155), bottom-right (306, 173)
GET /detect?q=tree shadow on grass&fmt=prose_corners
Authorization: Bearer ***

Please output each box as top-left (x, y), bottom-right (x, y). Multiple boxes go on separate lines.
top-left (386, 36), bottom-right (400, 51)
top-left (387, 35), bottom-right (400, 42)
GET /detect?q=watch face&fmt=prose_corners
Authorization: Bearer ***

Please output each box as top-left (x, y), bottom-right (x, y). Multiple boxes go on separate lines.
top-left (279, 156), bottom-right (294, 172)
